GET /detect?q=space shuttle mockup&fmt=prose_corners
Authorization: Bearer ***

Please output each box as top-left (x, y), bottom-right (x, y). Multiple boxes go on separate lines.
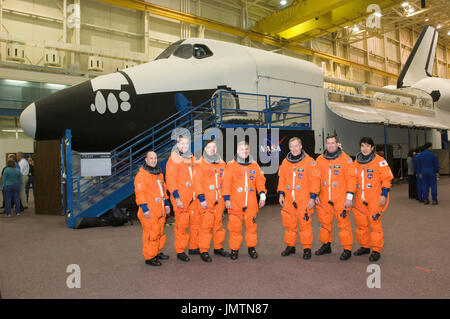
top-left (20, 26), bottom-right (450, 154)
top-left (20, 38), bottom-right (324, 151)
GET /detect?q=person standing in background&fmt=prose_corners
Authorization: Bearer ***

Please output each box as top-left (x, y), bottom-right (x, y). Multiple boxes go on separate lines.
top-left (413, 147), bottom-right (424, 203)
top-left (26, 157), bottom-right (35, 204)
top-left (1, 159), bottom-right (22, 217)
top-left (16, 152), bottom-right (29, 209)
top-left (1, 154), bottom-right (19, 211)
top-left (419, 143), bottom-right (439, 205)
top-left (406, 149), bottom-right (417, 200)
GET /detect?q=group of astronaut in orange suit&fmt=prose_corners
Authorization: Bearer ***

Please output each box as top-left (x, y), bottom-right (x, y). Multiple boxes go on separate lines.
top-left (134, 134), bottom-right (393, 266)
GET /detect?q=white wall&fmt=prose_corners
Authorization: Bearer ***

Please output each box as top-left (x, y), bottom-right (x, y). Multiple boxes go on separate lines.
top-left (0, 137), bottom-right (34, 169)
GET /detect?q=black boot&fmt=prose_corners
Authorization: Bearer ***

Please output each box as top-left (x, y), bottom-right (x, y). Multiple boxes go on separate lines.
top-left (145, 257), bottom-right (162, 266)
top-left (156, 252), bottom-right (169, 260)
top-left (248, 247), bottom-right (258, 259)
top-left (281, 246), bottom-right (296, 257)
top-left (188, 248), bottom-right (200, 255)
top-left (424, 200), bottom-right (430, 205)
top-left (369, 251), bottom-right (381, 262)
top-left (353, 247), bottom-right (371, 256)
top-left (303, 249), bottom-right (312, 260)
top-left (200, 252), bottom-right (212, 263)
top-left (230, 250), bottom-right (239, 260)
top-left (214, 248), bottom-right (230, 257)
top-left (315, 243), bottom-right (331, 256)
top-left (177, 252), bottom-right (190, 262)
top-left (340, 249), bottom-right (352, 261)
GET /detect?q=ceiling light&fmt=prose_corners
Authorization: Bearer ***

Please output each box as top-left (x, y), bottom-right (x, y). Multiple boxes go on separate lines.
top-left (447, 30), bottom-right (450, 35)
top-left (46, 83), bottom-right (67, 89)
top-left (425, 18), bottom-right (429, 22)
top-left (353, 25), bottom-right (359, 32)
top-left (437, 24), bottom-right (442, 29)
top-left (280, 0), bottom-right (287, 5)
top-left (374, 12), bottom-right (382, 17)
top-left (408, 7), bottom-right (415, 13)
top-left (1, 129), bottom-right (24, 133)
top-left (401, 2), bottom-right (409, 7)
top-left (5, 79), bottom-right (28, 85)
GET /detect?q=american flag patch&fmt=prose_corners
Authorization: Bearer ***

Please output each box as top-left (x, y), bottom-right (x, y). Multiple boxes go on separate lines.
top-left (379, 160), bottom-right (388, 167)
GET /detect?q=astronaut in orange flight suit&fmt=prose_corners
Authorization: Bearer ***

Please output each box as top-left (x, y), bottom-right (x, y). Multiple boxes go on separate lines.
top-left (353, 137), bottom-right (393, 262)
top-left (165, 135), bottom-right (200, 262)
top-left (222, 141), bottom-right (267, 260)
top-left (193, 139), bottom-right (230, 263)
top-left (278, 137), bottom-right (320, 260)
top-left (134, 151), bottom-right (171, 267)
top-left (315, 135), bottom-right (357, 261)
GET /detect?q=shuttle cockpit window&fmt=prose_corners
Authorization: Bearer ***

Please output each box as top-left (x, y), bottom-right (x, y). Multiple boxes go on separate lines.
top-left (173, 44), bottom-right (194, 59)
top-left (155, 39), bottom-right (185, 60)
top-left (194, 44), bottom-right (213, 59)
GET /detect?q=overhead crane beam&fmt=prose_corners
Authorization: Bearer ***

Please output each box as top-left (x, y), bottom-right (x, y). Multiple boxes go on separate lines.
top-left (97, 0), bottom-right (398, 80)
top-left (283, 0), bottom-right (400, 43)
top-left (255, 0), bottom-right (403, 42)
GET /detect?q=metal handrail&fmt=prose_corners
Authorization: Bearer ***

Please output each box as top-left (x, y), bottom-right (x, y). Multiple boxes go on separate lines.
top-left (67, 91), bottom-right (313, 216)
top-left (72, 97), bottom-right (217, 213)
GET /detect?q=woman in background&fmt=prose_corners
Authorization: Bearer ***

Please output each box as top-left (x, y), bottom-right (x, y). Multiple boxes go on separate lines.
top-left (1, 159), bottom-right (22, 217)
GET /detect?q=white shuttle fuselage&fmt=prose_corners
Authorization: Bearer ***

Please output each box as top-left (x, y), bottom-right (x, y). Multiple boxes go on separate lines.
top-left (20, 27), bottom-right (449, 155)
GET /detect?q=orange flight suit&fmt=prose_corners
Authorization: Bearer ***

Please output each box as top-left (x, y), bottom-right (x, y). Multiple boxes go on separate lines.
top-left (222, 159), bottom-right (266, 251)
top-left (354, 153), bottom-right (393, 253)
top-left (193, 156), bottom-right (227, 253)
top-left (277, 152), bottom-right (320, 249)
top-left (165, 151), bottom-right (200, 254)
top-left (134, 166), bottom-right (168, 260)
top-left (316, 149), bottom-right (356, 250)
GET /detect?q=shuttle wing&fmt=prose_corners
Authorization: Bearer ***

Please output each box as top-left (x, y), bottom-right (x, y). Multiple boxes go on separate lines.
top-left (326, 90), bottom-right (450, 130)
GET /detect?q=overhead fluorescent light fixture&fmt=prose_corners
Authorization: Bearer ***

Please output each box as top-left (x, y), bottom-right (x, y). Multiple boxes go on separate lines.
top-left (5, 79), bottom-right (28, 85)
top-left (2, 129), bottom-right (24, 133)
top-left (46, 83), bottom-right (67, 89)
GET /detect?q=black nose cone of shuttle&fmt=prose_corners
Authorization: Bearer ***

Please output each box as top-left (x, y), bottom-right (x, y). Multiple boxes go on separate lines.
top-left (20, 76), bottom-right (148, 151)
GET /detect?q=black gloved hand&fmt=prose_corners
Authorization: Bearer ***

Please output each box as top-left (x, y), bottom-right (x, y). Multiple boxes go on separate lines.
top-left (303, 213), bottom-right (309, 221)
top-left (371, 213), bottom-right (381, 221)
top-left (340, 210), bottom-right (347, 218)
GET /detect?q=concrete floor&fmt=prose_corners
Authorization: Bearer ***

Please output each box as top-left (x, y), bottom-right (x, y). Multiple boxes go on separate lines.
top-left (0, 177), bottom-right (449, 299)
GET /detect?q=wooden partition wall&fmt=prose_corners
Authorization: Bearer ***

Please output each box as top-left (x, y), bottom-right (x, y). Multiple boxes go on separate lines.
top-left (34, 140), bottom-right (61, 215)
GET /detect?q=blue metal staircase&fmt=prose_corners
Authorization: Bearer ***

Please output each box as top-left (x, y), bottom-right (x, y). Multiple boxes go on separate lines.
top-left (62, 91), bottom-right (312, 228)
